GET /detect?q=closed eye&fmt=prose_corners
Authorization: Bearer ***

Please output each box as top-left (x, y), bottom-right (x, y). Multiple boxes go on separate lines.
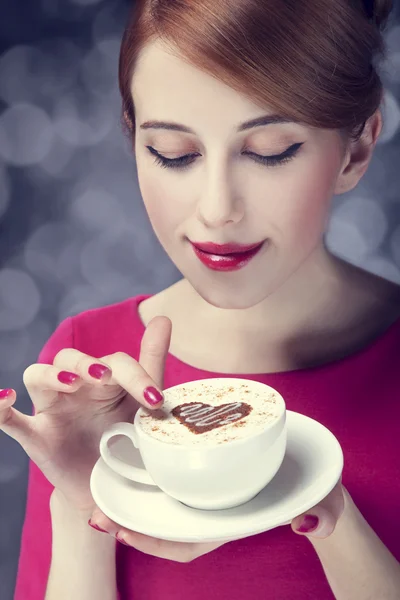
top-left (146, 143), bottom-right (304, 171)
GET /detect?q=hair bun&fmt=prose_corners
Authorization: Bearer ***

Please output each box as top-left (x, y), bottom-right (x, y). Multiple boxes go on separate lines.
top-left (362, 0), bottom-right (393, 31)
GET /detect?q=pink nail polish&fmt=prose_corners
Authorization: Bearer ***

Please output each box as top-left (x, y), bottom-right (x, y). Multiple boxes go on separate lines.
top-left (58, 371), bottom-right (79, 385)
top-left (116, 533), bottom-right (130, 546)
top-left (297, 514), bottom-right (319, 533)
top-left (88, 364), bottom-right (111, 380)
top-left (0, 388), bottom-right (13, 399)
top-left (143, 386), bottom-right (163, 406)
top-left (88, 519), bottom-right (108, 533)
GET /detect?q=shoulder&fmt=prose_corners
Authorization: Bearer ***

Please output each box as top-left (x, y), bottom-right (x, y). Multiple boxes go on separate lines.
top-left (336, 257), bottom-right (400, 328)
top-left (341, 267), bottom-right (400, 355)
top-left (357, 269), bottom-right (400, 326)
top-left (39, 295), bottom-right (147, 365)
top-left (297, 263), bottom-right (400, 370)
top-left (72, 295), bottom-right (142, 329)
top-left (71, 295), bottom-right (148, 354)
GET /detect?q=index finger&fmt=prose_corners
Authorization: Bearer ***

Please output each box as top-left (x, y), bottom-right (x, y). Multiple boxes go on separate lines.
top-left (139, 315), bottom-right (172, 390)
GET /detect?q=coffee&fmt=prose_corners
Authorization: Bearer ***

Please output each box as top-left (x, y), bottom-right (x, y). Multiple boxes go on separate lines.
top-left (100, 377), bottom-right (287, 509)
top-left (138, 379), bottom-right (282, 446)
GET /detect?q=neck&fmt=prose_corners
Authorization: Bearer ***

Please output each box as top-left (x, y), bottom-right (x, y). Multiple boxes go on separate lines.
top-left (176, 245), bottom-right (348, 342)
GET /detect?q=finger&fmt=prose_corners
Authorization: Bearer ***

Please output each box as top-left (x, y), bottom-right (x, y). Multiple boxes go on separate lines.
top-left (138, 316), bottom-right (172, 390)
top-left (115, 530), bottom-right (193, 561)
top-left (115, 530), bottom-right (221, 562)
top-left (89, 512), bottom-right (179, 558)
top-left (52, 349), bottom-right (113, 384)
top-left (23, 360), bottom-right (100, 414)
top-left (100, 352), bottom-right (165, 409)
top-left (89, 508), bottom-right (223, 562)
top-left (55, 343), bottom-right (170, 410)
top-left (89, 508), bottom-right (120, 535)
top-left (0, 389), bottom-right (34, 449)
top-left (291, 506), bottom-right (337, 539)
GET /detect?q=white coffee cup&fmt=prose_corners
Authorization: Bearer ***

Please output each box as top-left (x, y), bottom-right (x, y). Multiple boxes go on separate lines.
top-left (99, 378), bottom-right (287, 510)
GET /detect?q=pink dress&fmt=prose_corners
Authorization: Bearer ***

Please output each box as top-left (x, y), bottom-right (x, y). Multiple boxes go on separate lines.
top-left (14, 294), bottom-right (400, 599)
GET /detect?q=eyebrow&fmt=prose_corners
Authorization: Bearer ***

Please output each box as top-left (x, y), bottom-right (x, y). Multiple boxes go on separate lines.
top-left (139, 114), bottom-right (296, 134)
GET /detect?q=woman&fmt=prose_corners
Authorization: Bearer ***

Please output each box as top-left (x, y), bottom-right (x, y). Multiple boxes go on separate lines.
top-left (2, 0), bottom-right (400, 598)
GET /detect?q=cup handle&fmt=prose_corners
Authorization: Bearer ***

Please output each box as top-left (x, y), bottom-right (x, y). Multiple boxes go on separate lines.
top-left (99, 422), bottom-right (156, 486)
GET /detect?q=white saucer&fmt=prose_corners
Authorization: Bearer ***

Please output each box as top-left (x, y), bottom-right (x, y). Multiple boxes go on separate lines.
top-left (90, 411), bottom-right (343, 543)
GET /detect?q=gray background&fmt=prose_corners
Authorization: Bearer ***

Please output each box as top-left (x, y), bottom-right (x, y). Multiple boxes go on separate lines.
top-left (0, 1), bottom-right (399, 598)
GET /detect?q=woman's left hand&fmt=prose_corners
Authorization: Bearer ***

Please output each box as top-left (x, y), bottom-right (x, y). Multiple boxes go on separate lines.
top-left (88, 508), bottom-right (226, 562)
top-left (88, 478), bottom-right (345, 561)
top-left (291, 478), bottom-right (345, 539)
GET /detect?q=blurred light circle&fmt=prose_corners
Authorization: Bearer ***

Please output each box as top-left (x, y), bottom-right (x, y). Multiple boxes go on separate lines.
top-left (0, 164), bottom-right (11, 221)
top-left (92, 3), bottom-right (129, 43)
top-left (0, 269), bottom-right (41, 331)
top-left (326, 220), bottom-right (368, 264)
top-left (79, 226), bottom-right (130, 290)
top-left (35, 38), bottom-right (81, 97)
top-left (0, 41), bottom-right (81, 106)
top-left (0, 454), bottom-right (26, 484)
top-left (27, 317), bottom-right (53, 358)
top-left (58, 284), bottom-right (110, 321)
top-left (80, 44), bottom-right (117, 97)
top-left (87, 138), bottom-right (132, 174)
top-left (81, 102), bottom-right (114, 144)
top-left (0, 45), bottom-right (45, 104)
top-left (386, 51), bottom-right (400, 84)
top-left (378, 90), bottom-right (400, 144)
top-left (24, 222), bottom-right (79, 282)
top-left (79, 223), bottom-right (169, 295)
top-left (358, 154), bottom-right (388, 196)
top-left (362, 256), bottom-right (400, 284)
top-left (36, 136), bottom-right (74, 178)
top-left (70, 0), bottom-right (104, 5)
top-left (97, 37), bottom-right (121, 60)
top-left (53, 97), bottom-right (84, 146)
top-left (386, 25), bottom-right (400, 54)
top-left (53, 96), bottom-right (114, 146)
top-left (327, 196), bottom-right (388, 258)
top-left (0, 330), bottom-right (30, 371)
top-left (390, 225), bottom-right (400, 267)
top-left (55, 241), bottom-right (85, 286)
top-left (69, 188), bottom-right (124, 231)
top-left (0, 104), bottom-right (54, 166)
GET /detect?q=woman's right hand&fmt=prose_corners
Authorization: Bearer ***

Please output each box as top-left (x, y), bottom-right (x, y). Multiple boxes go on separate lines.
top-left (0, 315), bottom-right (172, 514)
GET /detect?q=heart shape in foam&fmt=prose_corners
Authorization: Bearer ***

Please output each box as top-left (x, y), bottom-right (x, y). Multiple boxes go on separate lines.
top-left (171, 401), bottom-right (252, 435)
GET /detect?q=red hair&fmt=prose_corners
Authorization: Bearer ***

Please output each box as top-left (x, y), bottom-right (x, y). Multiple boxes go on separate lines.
top-left (118, 0), bottom-right (393, 142)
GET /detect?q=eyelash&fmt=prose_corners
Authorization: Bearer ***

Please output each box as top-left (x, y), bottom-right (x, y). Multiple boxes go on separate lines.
top-left (146, 143), bottom-right (303, 171)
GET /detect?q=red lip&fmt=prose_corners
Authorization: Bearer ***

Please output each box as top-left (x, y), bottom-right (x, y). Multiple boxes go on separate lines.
top-left (190, 241), bottom-right (263, 255)
top-left (190, 240), bottom-right (265, 272)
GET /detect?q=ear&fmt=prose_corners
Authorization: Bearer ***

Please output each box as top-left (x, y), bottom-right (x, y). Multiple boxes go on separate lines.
top-left (333, 109), bottom-right (383, 195)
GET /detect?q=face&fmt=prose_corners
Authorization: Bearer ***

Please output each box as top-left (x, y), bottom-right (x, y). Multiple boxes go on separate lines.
top-left (131, 39), bottom-right (349, 310)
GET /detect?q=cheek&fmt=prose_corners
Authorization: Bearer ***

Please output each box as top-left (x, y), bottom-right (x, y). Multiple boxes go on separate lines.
top-left (137, 175), bottom-right (180, 235)
top-left (265, 154), bottom-right (340, 245)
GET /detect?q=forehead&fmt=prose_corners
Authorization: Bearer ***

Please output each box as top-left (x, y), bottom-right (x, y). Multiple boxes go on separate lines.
top-left (131, 39), bottom-right (273, 127)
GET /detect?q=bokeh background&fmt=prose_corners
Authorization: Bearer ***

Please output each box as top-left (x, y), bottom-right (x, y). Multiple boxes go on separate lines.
top-left (0, 1), bottom-right (399, 598)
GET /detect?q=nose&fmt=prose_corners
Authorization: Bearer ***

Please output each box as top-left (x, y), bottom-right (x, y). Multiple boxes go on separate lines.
top-left (196, 167), bottom-right (244, 228)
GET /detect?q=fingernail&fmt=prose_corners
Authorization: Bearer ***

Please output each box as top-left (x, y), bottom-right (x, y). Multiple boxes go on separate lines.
top-left (116, 532), bottom-right (130, 546)
top-left (88, 519), bottom-right (108, 533)
top-left (88, 364), bottom-right (111, 380)
top-left (296, 514), bottom-right (319, 533)
top-left (143, 386), bottom-right (163, 406)
top-left (0, 388), bottom-right (14, 399)
top-left (58, 371), bottom-right (80, 385)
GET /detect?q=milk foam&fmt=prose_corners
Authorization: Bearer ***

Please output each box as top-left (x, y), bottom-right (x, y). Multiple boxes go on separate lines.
top-left (138, 379), bottom-right (283, 446)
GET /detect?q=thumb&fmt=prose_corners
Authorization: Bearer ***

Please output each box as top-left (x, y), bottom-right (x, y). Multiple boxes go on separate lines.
top-left (291, 506), bottom-right (338, 539)
top-left (138, 315), bottom-right (172, 391)
top-left (0, 389), bottom-right (34, 450)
